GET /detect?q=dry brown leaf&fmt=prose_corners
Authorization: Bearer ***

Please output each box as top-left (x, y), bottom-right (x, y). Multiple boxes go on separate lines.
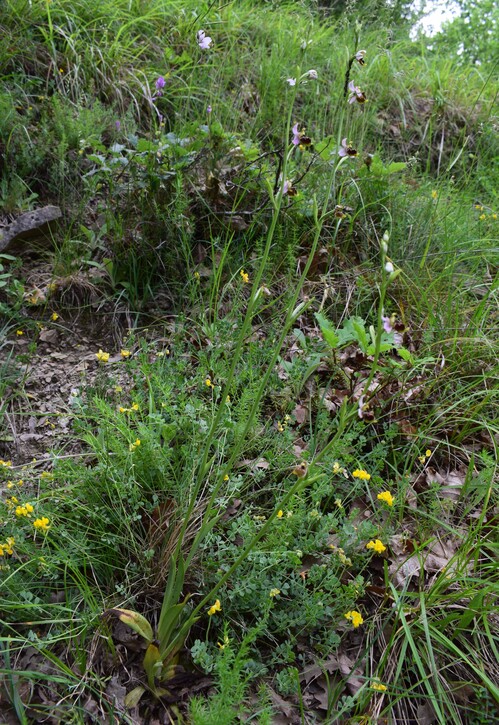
top-left (427, 468), bottom-right (466, 501)
top-left (292, 403), bottom-right (308, 425)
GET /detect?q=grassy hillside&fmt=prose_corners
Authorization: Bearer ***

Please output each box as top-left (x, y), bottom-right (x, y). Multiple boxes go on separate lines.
top-left (0, 1), bottom-right (498, 723)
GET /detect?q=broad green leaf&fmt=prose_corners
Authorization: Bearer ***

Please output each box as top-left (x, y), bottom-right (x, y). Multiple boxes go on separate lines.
top-left (124, 686), bottom-right (146, 708)
top-left (315, 312), bottom-right (340, 349)
top-left (136, 138), bottom-right (158, 152)
top-left (143, 643), bottom-right (162, 689)
top-left (108, 608), bottom-right (153, 643)
top-left (397, 347), bottom-right (414, 363)
top-left (351, 318), bottom-right (369, 353)
top-left (386, 161), bottom-right (407, 174)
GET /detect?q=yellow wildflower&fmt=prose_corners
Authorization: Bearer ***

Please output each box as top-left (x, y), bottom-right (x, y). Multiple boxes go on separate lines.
top-left (335, 498), bottom-right (343, 509)
top-left (40, 471), bottom-right (53, 480)
top-left (95, 349), bottom-right (110, 363)
top-left (240, 269), bottom-right (250, 283)
top-left (16, 330), bottom-right (24, 336)
top-left (223, 474), bottom-right (229, 481)
top-left (276, 510), bottom-right (284, 519)
top-left (120, 349), bottom-right (131, 358)
top-left (277, 421), bottom-right (284, 432)
top-left (431, 190), bottom-right (438, 199)
top-left (131, 403), bottom-right (139, 411)
top-left (205, 378), bottom-right (213, 388)
top-left (0, 459), bottom-right (12, 467)
top-left (51, 312), bottom-right (59, 321)
top-left (479, 214), bottom-right (486, 221)
top-left (377, 491), bottom-right (395, 507)
top-left (226, 395), bottom-right (231, 403)
top-left (425, 449), bottom-right (431, 457)
top-left (33, 517), bottom-right (50, 532)
top-left (352, 469), bottom-right (371, 481)
top-left (269, 588), bottom-right (281, 598)
top-left (129, 439), bottom-right (141, 452)
top-left (7, 482), bottom-right (14, 489)
top-left (344, 610), bottom-right (364, 628)
top-left (217, 635), bottom-right (229, 649)
top-left (371, 682), bottom-right (387, 692)
top-left (194, 271), bottom-right (200, 280)
top-left (119, 406), bottom-right (126, 413)
top-left (366, 539), bottom-right (387, 554)
top-left (208, 599), bottom-right (221, 616)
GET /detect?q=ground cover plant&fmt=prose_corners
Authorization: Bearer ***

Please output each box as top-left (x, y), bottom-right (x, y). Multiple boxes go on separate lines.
top-left (0, 0), bottom-right (498, 723)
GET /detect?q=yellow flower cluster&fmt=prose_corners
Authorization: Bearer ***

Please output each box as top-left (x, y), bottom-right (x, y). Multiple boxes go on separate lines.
top-left (0, 459), bottom-right (12, 467)
top-left (344, 610), bottom-right (364, 628)
top-left (352, 469), bottom-right (371, 480)
top-left (95, 349), bottom-right (110, 363)
top-left (418, 448), bottom-right (432, 464)
top-left (366, 539), bottom-right (387, 554)
top-left (120, 349), bottom-right (131, 358)
top-left (208, 599), bottom-right (221, 616)
top-left (377, 491), bottom-right (394, 507)
top-left (119, 402), bottom-right (139, 413)
top-left (16, 503), bottom-right (34, 517)
top-left (371, 682), bottom-right (387, 692)
top-left (0, 537), bottom-right (15, 557)
top-left (240, 269), bottom-right (250, 283)
top-left (129, 439), bottom-right (141, 452)
top-left (33, 517), bottom-right (50, 532)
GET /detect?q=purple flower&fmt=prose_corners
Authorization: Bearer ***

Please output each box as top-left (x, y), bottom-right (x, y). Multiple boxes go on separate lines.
top-left (207, 105), bottom-right (212, 114)
top-left (287, 78), bottom-right (297, 86)
top-left (291, 123), bottom-right (311, 148)
top-left (338, 138), bottom-right (358, 158)
top-left (197, 30), bottom-right (212, 50)
top-left (307, 69), bottom-right (318, 79)
top-left (155, 76), bottom-right (166, 91)
top-left (382, 315), bottom-right (394, 333)
top-left (281, 179), bottom-right (297, 196)
top-left (292, 123), bottom-right (301, 145)
top-left (348, 80), bottom-right (367, 104)
top-left (355, 50), bottom-right (366, 65)
top-left (115, 120), bottom-right (121, 131)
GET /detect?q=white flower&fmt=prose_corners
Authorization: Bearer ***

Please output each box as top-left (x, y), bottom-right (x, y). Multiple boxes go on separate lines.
top-left (197, 30), bottom-right (212, 50)
top-left (307, 69), bottom-right (318, 79)
top-left (385, 261), bottom-right (394, 273)
top-left (287, 78), bottom-right (297, 86)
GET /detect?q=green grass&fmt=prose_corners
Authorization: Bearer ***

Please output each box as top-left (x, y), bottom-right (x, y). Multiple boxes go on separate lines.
top-left (0, 0), bottom-right (498, 722)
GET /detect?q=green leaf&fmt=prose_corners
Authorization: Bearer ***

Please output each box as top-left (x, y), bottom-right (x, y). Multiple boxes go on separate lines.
top-left (351, 318), bottom-right (369, 353)
top-left (314, 312), bottom-right (340, 349)
top-left (386, 161), bottom-right (407, 174)
top-left (136, 138), bottom-right (158, 152)
top-left (143, 643), bottom-right (162, 689)
top-left (108, 608), bottom-right (154, 643)
top-left (124, 686), bottom-right (146, 708)
top-left (314, 135), bottom-right (336, 161)
top-left (397, 347), bottom-right (414, 363)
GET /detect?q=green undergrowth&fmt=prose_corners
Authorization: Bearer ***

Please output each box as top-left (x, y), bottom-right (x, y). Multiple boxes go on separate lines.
top-left (0, 0), bottom-right (498, 722)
